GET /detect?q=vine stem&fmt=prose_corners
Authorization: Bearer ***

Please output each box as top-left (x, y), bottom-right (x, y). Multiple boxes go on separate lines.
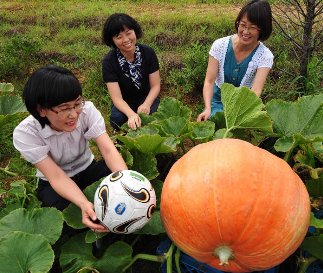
top-left (180, 142), bottom-right (186, 154)
top-left (0, 167), bottom-right (18, 176)
top-left (174, 247), bottom-right (182, 273)
top-left (297, 256), bottom-right (317, 273)
top-left (166, 243), bottom-right (175, 273)
top-left (122, 253), bottom-right (166, 272)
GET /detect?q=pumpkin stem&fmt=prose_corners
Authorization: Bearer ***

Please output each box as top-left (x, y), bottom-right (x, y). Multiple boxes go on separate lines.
top-left (214, 246), bottom-right (233, 266)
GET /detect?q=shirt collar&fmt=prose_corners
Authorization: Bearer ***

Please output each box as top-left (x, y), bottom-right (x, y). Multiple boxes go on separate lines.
top-left (39, 118), bottom-right (81, 138)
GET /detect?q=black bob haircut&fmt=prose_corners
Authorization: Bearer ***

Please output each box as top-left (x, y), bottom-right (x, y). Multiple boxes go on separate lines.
top-left (23, 64), bottom-right (82, 128)
top-left (102, 13), bottom-right (143, 48)
top-left (235, 0), bottom-right (272, 41)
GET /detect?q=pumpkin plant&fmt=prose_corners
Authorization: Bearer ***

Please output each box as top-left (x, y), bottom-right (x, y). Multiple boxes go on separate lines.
top-left (1, 84), bottom-right (322, 272)
top-left (160, 138), bottom-right (311, 273)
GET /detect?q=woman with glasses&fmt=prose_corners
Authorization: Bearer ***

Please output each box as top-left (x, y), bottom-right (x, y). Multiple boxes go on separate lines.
top-left (197, 0), bottom-right (273, 121)
top-left (13, 64), bottom-right (128, 232)
top-left (102, 13), bottom-right (161, 131)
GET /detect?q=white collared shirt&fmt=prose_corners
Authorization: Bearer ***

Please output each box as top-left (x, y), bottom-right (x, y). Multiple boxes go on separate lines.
top-left (209, 35), bottom-right (274, 88)
top-left (13, 101), bottom-right (106, 180)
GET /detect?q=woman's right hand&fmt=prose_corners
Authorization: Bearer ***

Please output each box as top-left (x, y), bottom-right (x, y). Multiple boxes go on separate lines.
top-left (127, 114), bottom-right (141, 130)
top-left (197, 109), bottom-right (211, 121)
top-left (81, 200), bottom-right (108, 232)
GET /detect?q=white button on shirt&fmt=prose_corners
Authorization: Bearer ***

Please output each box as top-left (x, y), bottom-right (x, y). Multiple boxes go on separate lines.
top-left (13, 101), bottom-right (106, 180)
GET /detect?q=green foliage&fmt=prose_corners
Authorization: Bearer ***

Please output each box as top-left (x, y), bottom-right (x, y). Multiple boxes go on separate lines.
top-left (0, 179), bottom-right (40, 214)
top-left (218, 83), bottom-right (273, 139)
top-left (0, 83), bottom-right (27, 162)
top-left (0, 208), bottom-right (63, 244)
top-left (168, 42), bottom-right (208, 95)
top-left (0, 207), bottom-right (64, 272)
top-left (0, 231), bottom-right (55, 273)
top-left (266, 93), bottom-right (323, 168)
top-left (60, 233), bottom-right (133, 273)
top-left (0, 35), bottom-right (40, 79)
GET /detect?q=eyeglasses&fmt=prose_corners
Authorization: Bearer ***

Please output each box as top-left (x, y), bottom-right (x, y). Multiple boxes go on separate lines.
top-left (50, 98), bottom-right (85, 118)
top-left (237, 22), bottom-right (260, 33)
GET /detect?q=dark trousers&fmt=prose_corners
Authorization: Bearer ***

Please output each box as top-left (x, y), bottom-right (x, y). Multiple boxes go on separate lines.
top-left (110, 96), bottom-right (160, 130)
top-left (37, 160), bottom-right (111, 211)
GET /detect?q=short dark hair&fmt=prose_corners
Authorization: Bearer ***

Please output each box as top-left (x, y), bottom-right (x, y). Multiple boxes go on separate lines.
top-left (23, 64), bottom-right (82, 127)
top-left (102, 13), bottom-right (143, 47)
top-left (235, 0), bottom-right (272, 41)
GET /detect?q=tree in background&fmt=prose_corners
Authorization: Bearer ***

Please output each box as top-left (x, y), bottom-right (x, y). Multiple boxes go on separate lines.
top-left (273, 0), bottom-right (322, 94)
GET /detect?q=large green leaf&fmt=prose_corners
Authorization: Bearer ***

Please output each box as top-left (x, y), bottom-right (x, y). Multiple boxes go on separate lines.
top-left (60, 232), bottom-right (132, 273)
top-left (186, 120), bottom-right (215, 142)
top-left (266, 94), bottom-right (323, 152)
top-left (301, 234), bottom-right (323, 260)
top-left (157, 116), bottom-right (189, 137)
top-left (135, 211), bottom-right (165, 235)
top-left (152, 179), bottom-right (163, 209)
top-left (306, 176), bottom-right (323, 197)
top-left (0, 207), bottom-right (63, 244)
top-left (117, 134), bottom-right (179, 155)
top-left (0, 95), bottom-right (26, 114)
top-left (63, 180), bottom-right (101, 229)
top-left (131, 150), bottom-right (159, 180)
top-left (221, 83), bottom-right (273, 137)
top-left (310, 213), bottom-right (323, 229)
top-left (0, 95), bottom-right (27, 129)
top-left (152, 97), bottom-right (191, 120)
top-left (0, 203), bottom-right (21, 220)
top-left (0, 83), bottom-right (14, 92)
top-left (0, 231), bottom-right (54, 273)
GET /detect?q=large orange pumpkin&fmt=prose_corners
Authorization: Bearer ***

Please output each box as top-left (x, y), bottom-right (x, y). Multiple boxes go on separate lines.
top-left (160, 139), bottom-right (310, 273)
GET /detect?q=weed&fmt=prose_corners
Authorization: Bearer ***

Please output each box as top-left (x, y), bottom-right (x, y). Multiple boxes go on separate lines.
top-left (0, 35), bottom-right (40, 80)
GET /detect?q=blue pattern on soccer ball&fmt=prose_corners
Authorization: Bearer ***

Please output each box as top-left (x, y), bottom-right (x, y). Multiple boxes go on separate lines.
top-left (115, 203), bottom-right (126, 215)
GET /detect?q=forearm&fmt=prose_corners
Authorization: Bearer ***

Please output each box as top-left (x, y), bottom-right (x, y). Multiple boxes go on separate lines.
top-left (143, 85), bottom-right (160, 107)
top-left (202, 81), bottom-right (214, 110)
top-left (50, 173), bottom-right (89, 208)
top-left (113, 97), bottom-right (136, 118)
top-left (104, 150), bottom-right (128, 172)
top-left (96, 133), bottom-right (128, 172)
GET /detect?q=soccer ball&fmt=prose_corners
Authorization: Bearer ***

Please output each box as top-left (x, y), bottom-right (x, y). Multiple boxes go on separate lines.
top-left (94, 170), bottom-right (156, 234)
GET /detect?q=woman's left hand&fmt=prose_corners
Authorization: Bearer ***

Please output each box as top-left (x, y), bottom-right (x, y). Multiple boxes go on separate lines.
top-left (137, 103), bottom-right (150, 115)
top-left (127, 114), bottom-right (141, 130)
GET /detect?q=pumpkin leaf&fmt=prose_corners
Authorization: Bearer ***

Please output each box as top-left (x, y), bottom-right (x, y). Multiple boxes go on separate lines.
top-left (266, 94), bottom-right (323, 152)
top-left (119, 146), bottom-right (133, 168)
top-left (130, 150), bottom-right (159, 180)
top-left (220, 83), bottom-right (273, 137)
top-left (63, 180), bottom-right (101, 229)
top-left (60, 232), bottom-right (132, 273)
top-left (186, 121), bottom-right (215, 142)
top-left (135, 211), bottom-right (165, 235)
top-left (152, 97), bottom-right (191, 120)
top-left (310, 213), bottom-right (323, 229)
top-left (152, 179), bottom-right (163, 209)
top-left (0, 95), bottom-right (27, 129)
top-left (301, 234), bottom-right (323, 260)
top-left (0, 82), bottom-right (14, 93)
top-left (117, 133), bottom-right (179, 155)
top-left (0, 203), bottom-right (21, 220)
top-left (157, 116), bottom-right (189, 137)
top-left (0, 95), bottom-right (27, 114)
top-left (306, 176), bottom-right (323, 197)
top-left (0, 207), bottom-right (63, 244)
top-left (0, 231), bottom-right (54, 273)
